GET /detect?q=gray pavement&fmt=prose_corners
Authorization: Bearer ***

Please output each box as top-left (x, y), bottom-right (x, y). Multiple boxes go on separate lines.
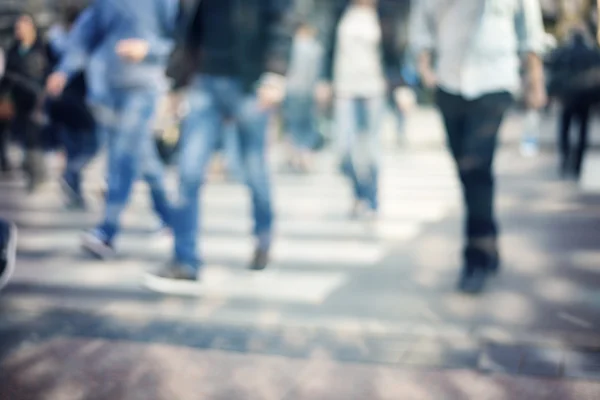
top-left (1, 129), bottom-right (600, 398)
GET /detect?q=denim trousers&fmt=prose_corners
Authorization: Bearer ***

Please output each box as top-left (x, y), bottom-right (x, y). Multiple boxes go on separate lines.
top-left (172, 75), bottom-right (272, 270)
top-left (96, 88), bottom-right (171, 243)
top-left (335, 96), bottom-right (385, 210)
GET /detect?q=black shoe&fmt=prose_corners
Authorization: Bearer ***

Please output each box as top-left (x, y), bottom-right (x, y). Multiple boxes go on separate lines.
top-left (0, 221), bottom-right (17, 291)
top-left (458, 265), bottom-right (491, 295)
top-left (142, 262), bottom-right (200, 295)
top-left (458, 245), bottom-right (499, 294)
top-left (60, 178), bottom-right (87, 211)
top-left (249, 248), bottom-right (270, 271)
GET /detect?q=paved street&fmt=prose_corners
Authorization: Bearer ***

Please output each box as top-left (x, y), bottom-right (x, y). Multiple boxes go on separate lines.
top-left (1, 124), bottom-right (600, 398)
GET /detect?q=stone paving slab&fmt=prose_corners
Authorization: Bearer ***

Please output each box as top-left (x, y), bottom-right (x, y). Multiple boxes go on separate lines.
top-left (2, 308), bottom-right (600, 383)
top-left (2, 337), bottom-right (600, 400)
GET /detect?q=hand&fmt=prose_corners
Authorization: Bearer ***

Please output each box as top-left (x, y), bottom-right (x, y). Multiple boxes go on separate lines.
top-left (116, 39), bottom-right (149, 63)
top-left (394, 87), bottom-right (417, 112)
top-left (315, 82), bottom-right (333, 106)
top-left (46, 72), bottom-right (68, 97)
top-left (257, 81), bottom-right (285, 110)
top-left (526, 81), bottom-right (548, 110)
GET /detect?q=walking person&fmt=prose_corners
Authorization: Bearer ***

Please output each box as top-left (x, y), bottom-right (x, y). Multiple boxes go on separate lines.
top-left (143, 0), bottom-right (294, 292)
top-left (46, 0), bottom-right (178, 258)
top-left (46, 4), bottom-right (98, 209)
top-left (319, 0), bottom-right (408, 219)
top-left (283, 20), bottom-right (323, 173)
top-left (410, 0), bottom-right (547, 294)
top-left (2, 13), bottom-right (49, 192)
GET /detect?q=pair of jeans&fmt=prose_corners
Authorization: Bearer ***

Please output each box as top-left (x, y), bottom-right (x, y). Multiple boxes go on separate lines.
top-left (96, 88), bottom-right (171, 243)
top-left (284, 94), bottom-right (319, 150)
top-left (218, 120), bottom-right (245, 181)
top-left (172, 75), bottom-right (273, 270)
top-left (335, 96), bottom-right (385, 210)
top-left (436, 89), bottom-right (512, 263)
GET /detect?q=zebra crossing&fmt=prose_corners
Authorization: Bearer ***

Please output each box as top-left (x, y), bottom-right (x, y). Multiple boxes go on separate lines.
top-left (1, 149), bottom-right (461, 307)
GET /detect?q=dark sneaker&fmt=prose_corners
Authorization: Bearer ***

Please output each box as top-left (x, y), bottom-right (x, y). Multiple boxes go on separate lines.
top-left (458, 265), bottom-right (491, 295)
top-left (249, 247), bottom-right (270, 271)
top-left (81, 230), bottom-right (115, 260)
top-left (142, 262), bottom-right (200, 295)
top-left (458, 246), bottom-right (499, 294)
top-left (60, 178), bottom-right (87, 211)
top-left (0, 221), bottom-right (17, 291)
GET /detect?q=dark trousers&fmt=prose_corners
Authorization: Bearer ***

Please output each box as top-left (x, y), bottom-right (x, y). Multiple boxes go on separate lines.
top-left (436, 89), bottom-right (512, 263)
top-left (0, 121), bottom-right (9, 171)
top-left (559, 104), bottom-right (590, 177)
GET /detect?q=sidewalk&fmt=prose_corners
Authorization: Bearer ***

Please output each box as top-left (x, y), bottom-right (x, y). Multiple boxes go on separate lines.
top-left (1, 131), bottom-right (600, 398)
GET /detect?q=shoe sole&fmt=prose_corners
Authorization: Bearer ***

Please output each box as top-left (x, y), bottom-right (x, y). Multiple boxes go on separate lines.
top-left (0, 222), bottom-right (17, 291)
top-left (81, 232), bottom-right (115, 260)
top-left (142, 273), bottom-right (201, 296)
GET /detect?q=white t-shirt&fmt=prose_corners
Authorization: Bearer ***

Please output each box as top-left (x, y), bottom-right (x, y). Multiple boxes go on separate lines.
top-left (333, 5), bottom-right (386, 98)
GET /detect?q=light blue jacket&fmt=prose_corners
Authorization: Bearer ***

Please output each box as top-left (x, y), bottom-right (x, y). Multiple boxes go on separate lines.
top-left (58, 0), bottom-right (178, 91)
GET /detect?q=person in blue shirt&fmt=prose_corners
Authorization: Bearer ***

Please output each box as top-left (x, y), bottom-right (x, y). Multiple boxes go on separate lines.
top-left (46, 0), bottom-right (178, 259)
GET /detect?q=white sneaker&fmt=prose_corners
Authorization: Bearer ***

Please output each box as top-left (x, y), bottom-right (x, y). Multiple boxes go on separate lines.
top-left (81, 230), bottom-right (116, 260)
top-left (0, 221), bottom-right (17, 291)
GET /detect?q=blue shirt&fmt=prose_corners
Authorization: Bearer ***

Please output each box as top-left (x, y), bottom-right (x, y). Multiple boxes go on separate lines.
top-left (59, 0), bottom-right (178, 90)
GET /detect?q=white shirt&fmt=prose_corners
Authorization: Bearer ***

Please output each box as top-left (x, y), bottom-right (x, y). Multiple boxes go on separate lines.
top-left (410, 0), bottom-right (545, 100)
top-left (333, 5), bottom-right (386, 98)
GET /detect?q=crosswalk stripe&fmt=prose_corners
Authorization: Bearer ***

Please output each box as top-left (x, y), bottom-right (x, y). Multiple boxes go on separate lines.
top-left (2, 150), bottom-right (460, 303)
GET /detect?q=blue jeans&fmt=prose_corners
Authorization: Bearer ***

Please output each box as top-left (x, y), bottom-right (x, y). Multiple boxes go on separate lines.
top-left (284, 94), bottom-right (319, 150)
top-left (220, 120), bottom-right (245, 181)
top-left (335, 96), bottom-right (385, 210)
top-left (172, 76), bottom-right (273, 270)
top-left (96, 89), bottom-right (171, 243)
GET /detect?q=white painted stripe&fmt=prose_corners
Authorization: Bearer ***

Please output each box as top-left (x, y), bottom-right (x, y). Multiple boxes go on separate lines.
top-left (11, 264), bottom-right (346, 304)
top-left (17, 232), bottom-right (385, 266)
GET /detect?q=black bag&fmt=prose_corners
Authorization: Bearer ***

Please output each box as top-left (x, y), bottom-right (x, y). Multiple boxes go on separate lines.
top-left (546, 36), bottom-right (600, 102)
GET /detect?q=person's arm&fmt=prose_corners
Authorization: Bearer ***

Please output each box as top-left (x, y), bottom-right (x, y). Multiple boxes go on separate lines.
top-left (260, 0), bottom-right (295, 88)
top-left (516, 0), bottom-right (547, 109)
top-left (166, 0), bottom-right (203, 91)
top-left (379, 0), bottom-right (410, 91)
top-left (408, 0), bottom-right (436, 88)
top-left (144, 0), bottom-right (179, 62)
top-left (57, 6), bottom-right (104, 80)
top-left (597, 0), bottom-right (600, 45)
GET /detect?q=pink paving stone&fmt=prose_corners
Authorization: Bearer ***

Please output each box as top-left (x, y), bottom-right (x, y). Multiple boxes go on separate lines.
top-left (1, 338), bottom-right (600, 400)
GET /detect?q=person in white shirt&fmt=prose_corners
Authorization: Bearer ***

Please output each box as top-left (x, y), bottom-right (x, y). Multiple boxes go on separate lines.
top-left (411, 0), bottom-right (547, 294)
top-left (320, 0), bottom-right (408, 219)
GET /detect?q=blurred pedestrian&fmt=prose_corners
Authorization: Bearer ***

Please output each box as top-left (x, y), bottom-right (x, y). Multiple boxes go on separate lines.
top-left (554, 30), bottom-right (599, 179)
top-left (1, 13), bottom-right (49, 192)
top-left (46, 0), bottom-right (178, 259)
top-left (46, 4), bottom-right (97, 209)
top-left (0, 218), bottom-right (16, 292)
top-left (143, 0), bottom-right (294, 292)
top-left (411, 0), bottom-right (547, 294)
top-left (319, 0), bottom-right (408, 220)
top-left (283, 20), bottom-right (323, 173)
top-left (0, 46), bottom-right (12, 175)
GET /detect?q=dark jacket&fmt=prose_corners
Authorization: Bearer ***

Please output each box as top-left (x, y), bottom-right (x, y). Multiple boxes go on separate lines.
top-left (46, 39), bottom-right (95, 132)
top-left (321, 0), bottom-right (410, 92)
top-left (546, 33), bottom-right (600, 106)
top-left (1, 38), bottom-right (48, 113)
top-left (168, 0), bottom-right (294, 92)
